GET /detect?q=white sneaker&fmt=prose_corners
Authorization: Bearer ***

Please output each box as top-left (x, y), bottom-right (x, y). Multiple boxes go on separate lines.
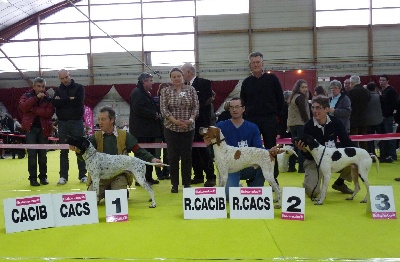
top-left (80, 177), bottom-right (87, 183)
top-left (57, 177), bottom-right (67, 185)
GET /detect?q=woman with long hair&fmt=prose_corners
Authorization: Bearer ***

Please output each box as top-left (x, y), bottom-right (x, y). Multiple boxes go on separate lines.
top-left (287, 79), bottom-right (310, 173)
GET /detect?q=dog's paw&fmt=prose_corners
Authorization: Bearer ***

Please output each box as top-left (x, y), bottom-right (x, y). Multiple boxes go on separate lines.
top-left (345, 196), bottom-right (354, 200)
top-left (274, 204), bottom-right (281, 209)
top-left (314, 201), bottom-right (323, 205)
top-left (149, 203), bottom-right (156, 208)
top-left (360, 199), bottom-right (367, 203)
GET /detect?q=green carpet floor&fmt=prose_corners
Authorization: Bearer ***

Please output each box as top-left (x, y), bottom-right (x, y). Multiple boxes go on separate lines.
top-left (0, 150), bottom-right (400, 261)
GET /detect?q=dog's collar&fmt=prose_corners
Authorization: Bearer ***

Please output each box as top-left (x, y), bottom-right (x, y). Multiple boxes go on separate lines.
top-left (211, 138), bottom-right (225, 146)
top-left (84, 150), bottom-right (96, 160)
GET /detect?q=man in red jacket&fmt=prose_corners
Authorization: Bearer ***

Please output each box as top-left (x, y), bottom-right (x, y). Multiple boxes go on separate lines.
top-left (19, 77), bottom-right (55, 186)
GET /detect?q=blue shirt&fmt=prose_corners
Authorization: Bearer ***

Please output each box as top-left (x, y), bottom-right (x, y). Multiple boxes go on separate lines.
top-left (216, 119), bottom-right (264, 149)
top-left (330, 93), bottom-right (341, 109)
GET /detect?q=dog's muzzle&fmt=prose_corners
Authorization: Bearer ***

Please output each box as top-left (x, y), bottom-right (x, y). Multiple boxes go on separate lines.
top-left (199, 127), bottom-right (208, 136)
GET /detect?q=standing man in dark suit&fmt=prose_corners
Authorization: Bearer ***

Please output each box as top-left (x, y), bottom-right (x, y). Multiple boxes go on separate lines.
top-left (347, 75), bottom-right (370, 151)
top-left (240, 52), bottom-right (284, 182)
top-left (129, 72), bottom-right (163, 185)
top-left (53, 69), bottom-right (87, 185)
top-left (181, 63), bottom-right (216, 187)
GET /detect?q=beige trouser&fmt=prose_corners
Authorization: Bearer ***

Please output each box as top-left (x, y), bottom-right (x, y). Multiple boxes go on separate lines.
top-left (302, 159), bottom-right (352, 198)
top-left (87, 174), bottom-right (129, 201)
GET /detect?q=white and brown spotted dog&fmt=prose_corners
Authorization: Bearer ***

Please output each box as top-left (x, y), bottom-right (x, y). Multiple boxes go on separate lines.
top-left (66, 136), bottom-right (167, 208)
top-left (295, 134), bottom-right (379, 205)
top-left (200, 126), bottom-right (296, 209)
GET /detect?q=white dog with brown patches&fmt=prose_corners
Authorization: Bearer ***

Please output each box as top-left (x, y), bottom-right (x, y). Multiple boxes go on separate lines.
top-left (200, 126), bottom-right (297, 209)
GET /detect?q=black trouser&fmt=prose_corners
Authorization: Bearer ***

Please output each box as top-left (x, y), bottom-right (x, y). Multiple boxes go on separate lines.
top-left (245, 115), bottom-right (279, 181)
top-left (136, 137), bottom-right (156, 181)
top-left (164, 128), bottom-right (194, 187)
top-left (191, 125), bottom-right (216, 181)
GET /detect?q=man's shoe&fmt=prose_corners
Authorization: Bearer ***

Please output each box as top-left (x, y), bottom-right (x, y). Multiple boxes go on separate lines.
top-left (30, 180), bottom-right (40, 186)
top-left (171, 186), bottom-right (178, 193)
top-left (184, 185), bottom-right (191, 188)
top-left (298, 168), bottom-right (305, 173)
top-left (0, 155), bottom-right (5, 159)
top-left (191, 178), bottom-right (204, 184)
top-left (135, 182), bottom-right (141, 186)
top-left (148, 179), bottom-right (159, 185)
top-left (204, 179), bottom-right (216, 187)
top-left (287, 168), bottom-right (297, 172)
top-left (380, 156), bottom-right (394, 163)
top-left (394, 177), bottom-right (400, 182)
top-left (332, 183), bottom-right (353, 194)
top-left (40, 179), bottom-right (49, 185)
top-left (80, 177), bottom-right (87, 183)
top-left (57, 177), bottom-right (67, 185)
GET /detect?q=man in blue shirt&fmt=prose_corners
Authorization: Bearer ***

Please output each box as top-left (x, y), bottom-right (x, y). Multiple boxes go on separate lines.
top-left (205, 97), bottom-right (278, 198)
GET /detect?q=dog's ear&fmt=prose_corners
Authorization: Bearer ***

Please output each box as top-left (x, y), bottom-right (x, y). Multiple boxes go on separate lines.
top-left (215, 129), bottom-right (221, 146)
top-left (83, 137), bottom-right (90, 149)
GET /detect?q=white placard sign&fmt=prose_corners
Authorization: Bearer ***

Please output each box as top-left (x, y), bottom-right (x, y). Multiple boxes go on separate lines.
top-left (52, 191), bottom-right (99, 227)
top-left (281, 187), bottom-right (305, 221)
top-left (368, 186), bottom-right (396, 219)
top-left (229, 187), bottom-right (274, 219)
top-left (183, 187), bottom-right (227, 219)
top-left (105, 189), bottom-right (129, 222)
top-left (3, 194), bottom-right (55, 234)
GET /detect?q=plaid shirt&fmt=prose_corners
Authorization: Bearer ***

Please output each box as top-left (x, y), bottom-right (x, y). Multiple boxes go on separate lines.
top-left (160, 84), bottom-right (199, 132)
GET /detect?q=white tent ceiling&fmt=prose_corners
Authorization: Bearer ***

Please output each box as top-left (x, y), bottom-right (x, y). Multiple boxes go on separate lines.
top-left (0, 0), bottom-right (67, 32)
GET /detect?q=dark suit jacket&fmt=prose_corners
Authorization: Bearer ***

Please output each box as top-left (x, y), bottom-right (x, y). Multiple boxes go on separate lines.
top-left (129, 85), bottom-right (162, 138)
top-left (191, 77), bottom-right (213, 127)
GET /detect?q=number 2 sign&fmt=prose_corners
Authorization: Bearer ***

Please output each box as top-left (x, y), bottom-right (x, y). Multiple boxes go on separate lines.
top-left (281, 187), bottom-right (305, 221)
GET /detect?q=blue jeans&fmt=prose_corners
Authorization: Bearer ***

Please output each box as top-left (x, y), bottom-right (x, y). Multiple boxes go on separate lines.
top-left (381, 116), bottom-right (397, 160)
top-left (225, 167), bottom-right (265, 199)
top-left (25, 127), bottom-right (48, 181)
top-left (58, 120), bottom-right (87, 180)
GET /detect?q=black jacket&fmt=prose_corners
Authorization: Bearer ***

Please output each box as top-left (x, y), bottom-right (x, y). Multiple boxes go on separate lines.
top-left (192, 77), bottom-right (213, 126)
top-left (129, 84), bottom-right (162, 138)
top-left (303, 115), bottom-right (355, 161)
top-left (347, 84), bottom-right (371, 128)
top-left (381, 85), bottom-right (397, 118)
top-left (240, 73), bottom-right (284, 118)
top-left (52, 79), bottom-right (85, 121)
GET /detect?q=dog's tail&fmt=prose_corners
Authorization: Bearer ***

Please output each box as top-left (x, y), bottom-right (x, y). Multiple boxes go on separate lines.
top-left (371, 155), bottom-right (379, 173)
top-left (136, 158), bottom-right (169, 167)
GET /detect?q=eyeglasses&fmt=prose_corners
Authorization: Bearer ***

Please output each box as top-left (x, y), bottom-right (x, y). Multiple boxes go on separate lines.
top-left (311, 106), bottom-right (324, 111)
top-left (229, 105), bottom-right (243, 110)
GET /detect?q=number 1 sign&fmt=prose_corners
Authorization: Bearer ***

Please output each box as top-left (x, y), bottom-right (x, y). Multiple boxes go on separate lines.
top-left (105, 189), bottom-right (129, 222)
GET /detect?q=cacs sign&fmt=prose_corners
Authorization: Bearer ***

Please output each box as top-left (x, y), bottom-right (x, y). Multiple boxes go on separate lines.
top-left (52, 191), bottom-right (99, 227)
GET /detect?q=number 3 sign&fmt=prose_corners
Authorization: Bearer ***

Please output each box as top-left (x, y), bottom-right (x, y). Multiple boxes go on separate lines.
top-left (368, 186), bottom-right (397, 219)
